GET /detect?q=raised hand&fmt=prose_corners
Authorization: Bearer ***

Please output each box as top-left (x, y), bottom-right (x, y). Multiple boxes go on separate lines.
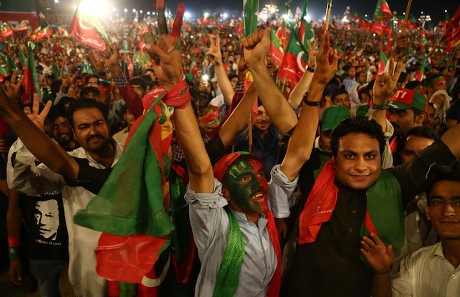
top-left (307, 39), bottom-right (318, 69)
top-left (143, 0), bottom-right (184, 90)
top-left (3, 70), bottom-right (23, 102)
top-left (242, 28), bottom-right (271, 70)
top-left (208, 34), bottom-right (223, 66)
top-left (373, 58), bottom-right (403, 105)
top-left (23, 94), bottom-right (52, 132)
top-left (88, 50), bottom-right (106, 73)
top-left (311, 27), bottom-right (338, 86)
top-left (61, 71), bottom-right (78, 94)
top-left (102, 44), bottom-right (122, 76)
top-left (360, 233), bottom-right (394, 274)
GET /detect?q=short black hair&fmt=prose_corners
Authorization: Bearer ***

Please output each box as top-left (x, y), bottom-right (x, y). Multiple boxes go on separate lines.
top-left (406, 126), bottom-right (439, 142)
top-left (66, 98), bottom-right (109, 129)
top-left (84, 74), bottom-right (99, 85)
top-left (129, 76), bottom-right (148, 91)
top-left (332, 86), bottom-right (349, 102)
top-left (331, 117), bottom-right (385, 158)
top-left (426, 163), bottom-right (460, 205)
top-left (80, 86), bottom-right (100, 99)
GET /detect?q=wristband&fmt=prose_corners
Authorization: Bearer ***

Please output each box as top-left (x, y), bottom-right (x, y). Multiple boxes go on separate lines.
top-left (9, 246), bottom-right (20, 259)
top-left (8, 237), bottom-right (20, 260)
top-left (302, 93), bottom-right (321, 106)
top-left (307, 65), bottom-right (315, 73)
top-left (163, 78), bottom-right (192, 109)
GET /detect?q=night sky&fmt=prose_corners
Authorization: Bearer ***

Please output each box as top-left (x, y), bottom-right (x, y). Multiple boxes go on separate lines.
top-left (120, 0), bottom-right (458, 24)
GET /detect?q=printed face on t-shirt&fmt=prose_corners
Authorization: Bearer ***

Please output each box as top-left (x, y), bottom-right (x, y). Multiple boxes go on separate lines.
top-left (34, 199), bottom-right (60, 240)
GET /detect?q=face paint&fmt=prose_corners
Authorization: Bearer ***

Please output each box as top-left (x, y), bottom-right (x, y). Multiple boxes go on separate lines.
top-left (223, 158), bottom-right (268, 216)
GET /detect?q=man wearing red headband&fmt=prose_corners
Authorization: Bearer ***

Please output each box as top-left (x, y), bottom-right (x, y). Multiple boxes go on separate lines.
top-left (172, 27), bottom-right (338, 297)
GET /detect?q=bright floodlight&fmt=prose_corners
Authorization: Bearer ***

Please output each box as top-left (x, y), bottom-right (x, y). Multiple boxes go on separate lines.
top-left (133, 9), bottom-right (136, 13)
top-left (204, 12), bottom-right (209, 18)
top-left (147, 11), bottom-right (151, 15)
top-left (184, 11), bottom-right (191, 19)
top-left (222, 13), bottom-right (228, 19)
top-left (124, 8), bottom-right (128, 12)
top-left (79, 0), bottom-right (109, 16)
top-left (54, 0), bottom-right (59, 3)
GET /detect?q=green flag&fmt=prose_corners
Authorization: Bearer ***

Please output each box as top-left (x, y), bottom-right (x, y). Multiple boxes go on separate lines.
top-left (243, 0), bottom-right (259, 37)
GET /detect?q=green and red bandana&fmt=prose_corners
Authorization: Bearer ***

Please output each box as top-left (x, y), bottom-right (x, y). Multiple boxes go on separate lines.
top-left (212, 152), bottom-right (281, 297)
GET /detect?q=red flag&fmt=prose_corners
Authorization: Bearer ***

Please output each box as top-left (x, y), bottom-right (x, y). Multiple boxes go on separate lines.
top-left (445, 6), bottom-right (460, 52)
top-left (69, 3), bottom-right (108, 51)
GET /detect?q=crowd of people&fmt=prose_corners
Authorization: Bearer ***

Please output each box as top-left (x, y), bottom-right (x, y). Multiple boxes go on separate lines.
top-left (0, 2), bottom-right (460, 297)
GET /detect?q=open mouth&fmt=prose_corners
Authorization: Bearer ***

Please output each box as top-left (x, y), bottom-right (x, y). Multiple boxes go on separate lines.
top-left (252, 193), bottom-right (265, 202)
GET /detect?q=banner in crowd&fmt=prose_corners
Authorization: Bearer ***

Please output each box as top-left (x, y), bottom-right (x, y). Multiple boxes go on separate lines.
top-left (0, 0), bottom-right (39, 29)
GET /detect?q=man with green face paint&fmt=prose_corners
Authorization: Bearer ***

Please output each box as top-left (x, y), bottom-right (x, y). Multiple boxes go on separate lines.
top-left (171, 27), bottom-right (338, 297)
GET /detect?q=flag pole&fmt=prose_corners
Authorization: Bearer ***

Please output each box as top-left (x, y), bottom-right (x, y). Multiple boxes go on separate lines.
top-left (325, 0), bottom-right (333, 30)
top-left (248, 117), bottom-right (253, 153)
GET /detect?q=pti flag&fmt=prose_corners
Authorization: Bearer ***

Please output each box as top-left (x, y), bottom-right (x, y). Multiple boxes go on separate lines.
top-left (445, 6), bottom-right (460, 52)
top-left (277, 33), bottom-right (309, 91)
top-left (69, 2), bottom-right (109, 51)
top-left (270, 29), bottom-right (284, 66)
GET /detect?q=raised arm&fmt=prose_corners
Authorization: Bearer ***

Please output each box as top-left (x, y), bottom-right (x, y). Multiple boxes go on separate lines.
top-left (243, 28), bottom-right (298, 135)
top-left (288, 39), bottom-right (318, 109)
top-left (145, 0), bottom-right (214, 193)
top-left (218, 82), bottom-right (258, 148)
top-left (208, 34), bottom-right (234, 105)
top-left (0, 73), bottom-right (79, 181)
top-left (280, 28), bottom-right (338, 181)
top-left (371, 58), bottom-right (403, 133)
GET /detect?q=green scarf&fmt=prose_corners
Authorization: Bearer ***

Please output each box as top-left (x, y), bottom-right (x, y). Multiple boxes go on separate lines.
top-left (212, 207), bottom-right (245, 297)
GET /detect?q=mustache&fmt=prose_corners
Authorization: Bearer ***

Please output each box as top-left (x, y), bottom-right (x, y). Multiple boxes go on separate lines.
top-left (87, 135), bottom-right (105, 141)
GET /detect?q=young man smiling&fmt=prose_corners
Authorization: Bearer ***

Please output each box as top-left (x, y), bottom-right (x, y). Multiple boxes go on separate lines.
top-left (361, 167), bottom-right (460, 297)
top-left (279, 60), bottom-right (460, 296)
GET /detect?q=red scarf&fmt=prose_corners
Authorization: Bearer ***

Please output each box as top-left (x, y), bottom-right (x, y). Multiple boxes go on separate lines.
top-left (298, 159), bottom-right (380, 244)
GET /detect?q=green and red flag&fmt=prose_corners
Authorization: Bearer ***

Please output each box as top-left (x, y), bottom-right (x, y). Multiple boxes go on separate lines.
top-left (81, 58), bottom-right (96, 74)
top-left (20, 42), bottom-right (41, 103)
top-left (74, 92), bottom-right (175, 284)
top-left (14, 20), bottom-right (29, 31)
top-left (377, 51), bottom-right (388, 75)
top-left (270, 29), bottom-right (284, 66)
top-left (69, 1), bottom-right (109, 51)
top-left (373, 0), bottom-right (392, 21)
top-left (277, 32), bottom-right (309, 90)
top-left (445, 6), bottom-right (460, 52)
top-left (298, 0), bottom-right (314, 48)
top-left (243, 0), bottom-right (259, 37)
top-left (415, 55), bottom-right (427, 82)
top-left (35, 25), bottom-right (52, 39)
top-left (0, 22), bottom-right (13, 39)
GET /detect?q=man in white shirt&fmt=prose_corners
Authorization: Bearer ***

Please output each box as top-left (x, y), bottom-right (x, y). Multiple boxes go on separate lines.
top-left (360, 168), bottom-right (460, 297)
